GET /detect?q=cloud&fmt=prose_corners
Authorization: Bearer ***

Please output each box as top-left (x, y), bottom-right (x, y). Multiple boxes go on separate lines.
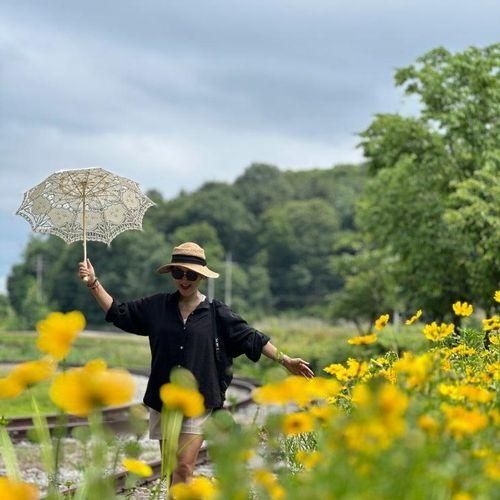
top-left (0, 0), bottom-right (499, 284)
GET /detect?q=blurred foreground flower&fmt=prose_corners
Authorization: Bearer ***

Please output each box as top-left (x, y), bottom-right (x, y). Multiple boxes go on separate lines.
top-left (253, 376), bottom-right (340, 407)
top-left (452, 301), bottom-right (473, 317)
top-left (375, 314), bottom-right (390, 331)
top-left (253, 469), bottom-right (285, 499)
top-left (122, 458), bottom-right (152, 477)
top-left (348, 333), bottom-right (377, 345)
top-left (441, 404), bottom-right (488, 439)
top-left (160, 383), bottom-right (204, 417)
top-left (282, 412), bottom-right (314, 435)
top-left (0, 476), bottom-right (39, 500)
top-left (170, 475), bottom-right (217, 499)
top-left (0, 377), bottom-right (25, 399)
top-left (10, 358), bottom-right (56, 388)
top-left (323, 358), bottom-right (369, 382)
top-left (405, 309), bottom-right (422, 325)
top-left (36, 311), bottom-right (86, 360)
top-left (393, 352), bottom-right (433, 389)
top-left (49, 359), bottom-right (135, 416)
top-left (423, 322), bottom-right (454, 341)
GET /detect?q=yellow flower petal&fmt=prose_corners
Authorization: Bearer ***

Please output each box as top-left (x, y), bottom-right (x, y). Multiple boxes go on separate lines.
top-left (0, 477), bottom-right (39, 500)
top-left (122, 458), bottom-right (153, 477)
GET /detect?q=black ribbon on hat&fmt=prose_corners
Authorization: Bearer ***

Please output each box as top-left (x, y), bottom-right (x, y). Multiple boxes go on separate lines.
top-left (171, 254), bottom-right (207, 266)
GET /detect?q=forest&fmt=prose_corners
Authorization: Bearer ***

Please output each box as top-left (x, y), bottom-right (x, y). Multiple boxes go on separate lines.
top-left (1, 43), bottom-right (499, 330)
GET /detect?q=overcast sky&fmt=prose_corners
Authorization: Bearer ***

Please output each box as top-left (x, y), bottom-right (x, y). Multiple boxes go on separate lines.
top-left (1, 0), bottom-right (499, 293)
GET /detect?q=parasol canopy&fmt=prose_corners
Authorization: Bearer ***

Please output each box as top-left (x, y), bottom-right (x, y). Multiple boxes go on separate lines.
top-left (16, 167), bottom-right (155, 264)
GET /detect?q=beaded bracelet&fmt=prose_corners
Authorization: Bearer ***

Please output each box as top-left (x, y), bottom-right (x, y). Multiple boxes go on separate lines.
top-left (275, 350), bottom-right (286, 365)
top-left (87, 278), bottom-right (100, 290)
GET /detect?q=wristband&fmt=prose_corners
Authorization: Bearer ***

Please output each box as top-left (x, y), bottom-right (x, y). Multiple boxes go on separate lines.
top-left (87, 278), bottom-right (100, 290)
top-left (275, 350), bottom-right (286, 365)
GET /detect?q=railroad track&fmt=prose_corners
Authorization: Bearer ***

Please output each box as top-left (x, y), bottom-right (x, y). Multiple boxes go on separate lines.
top-left (1, 365), bottom-right (257, 497)
top-left (60, 376), bottom-right (258, 497)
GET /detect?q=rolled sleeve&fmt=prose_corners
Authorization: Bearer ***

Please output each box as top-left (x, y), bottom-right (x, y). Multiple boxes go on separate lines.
top-left (105, 297), bottom-right (153, 336)
top-left (217, 303), bottom-right (270, 361)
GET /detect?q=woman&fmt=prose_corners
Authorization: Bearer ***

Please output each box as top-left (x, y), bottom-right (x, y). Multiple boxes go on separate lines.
top-left (79, 241), bottom-right (313, 485)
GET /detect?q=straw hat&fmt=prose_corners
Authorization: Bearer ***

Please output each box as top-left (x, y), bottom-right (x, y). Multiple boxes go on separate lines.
top-left (156, 242), bottom-right (219, 278)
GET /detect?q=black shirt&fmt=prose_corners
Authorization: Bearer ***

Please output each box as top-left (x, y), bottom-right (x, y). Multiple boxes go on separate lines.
top-left (105, 292), bottom-right (270, 412)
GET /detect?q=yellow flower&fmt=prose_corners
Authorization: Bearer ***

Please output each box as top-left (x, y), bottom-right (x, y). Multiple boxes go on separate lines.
top-left (417, 414), bottom-right (440, 435)
top-left (0, 376), bottom-right (25, 399)
top-left (393, 352), bottom-right (432, 388)
top-left (122, 458), bottom-right (152, 477)
top-left (160, 383), bottom-right (205, 417)
top-left (490, 333), bottom-right (500, 346)
top-left (305, 377), bottom-right (341, 401)
top-left (282, 412), bottom-right (314, 435)
top-left (36, 311), bottom-right (86, 360)
top-left (483, 316), bottom-right (500, 332)
top-left (253, 469), bottom-right (285, 499)
top-left (50, 360), bottom-right (135, 416)
top-left (10, 358), bottom-right (56, 388)
top-left (440, 383), bottom-right (494, 404)
top-left (0, 477), bottom-right (39, 500)
top-left (348, 333), bottom-right (377, 345)
top-left (423, 322), bottom-right (454, 341)
top-left (351, 384), bottom-right (372, 408)
top-left (441, 404), bottom-right (488, 439)
top-left (323, 358), bottom-right (369, 382)
top-left (484, 458), bottom-right (500, 481)
top-left (489, 409), bottom-right (500, 426)
top-left (494, 290), bottom-right (500, 303)
top-left (253, 376), bottom-right (337, 407)
top-left (374, 314), bottom-right (390, 331)
top-left (170, 476), bottom-right (217, 499)
top-left (309, 404), bottom-right (338, 425)
top-left (378, 384), bottom-right (408, 417)
top-left (448, 344), bottom-right (476, 357)
top-left (452, 492), bottom-right (473, 500)
top-left (452, 301), bottom-right (474, 317)
top-left (296, 450), bottom-right (322, 469)
top-left (486, 362), bottom-right (500, 381)
top-left (405, 309), bottom-right (422, 325)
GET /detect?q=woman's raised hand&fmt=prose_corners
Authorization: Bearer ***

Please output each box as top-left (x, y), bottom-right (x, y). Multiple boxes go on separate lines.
top-left (78, 259), bottom-right (96, 282)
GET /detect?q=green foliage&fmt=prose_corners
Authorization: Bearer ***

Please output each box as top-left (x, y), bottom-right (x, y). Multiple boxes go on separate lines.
top-left (259, 198), bottom-right (342, 309)
top-left (9, 161), bottom-right (362, 321)
top-left (234, 163), bottom-right (293, 216)
top-left (355, 43), bottom-right (500, 319)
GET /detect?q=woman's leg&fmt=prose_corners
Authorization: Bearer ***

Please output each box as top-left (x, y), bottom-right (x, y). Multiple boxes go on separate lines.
top-left (170, 433), bottom-right (204, 485)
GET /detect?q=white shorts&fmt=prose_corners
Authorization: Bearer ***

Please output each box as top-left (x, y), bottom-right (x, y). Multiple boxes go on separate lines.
top-left (148, 408), bottom-right (213, 439)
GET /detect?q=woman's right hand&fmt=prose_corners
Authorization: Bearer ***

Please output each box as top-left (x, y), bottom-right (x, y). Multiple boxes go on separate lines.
top-left (79, 259), bottom-right (96, 282)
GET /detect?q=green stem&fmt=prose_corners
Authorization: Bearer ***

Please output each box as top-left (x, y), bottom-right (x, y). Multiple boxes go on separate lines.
top-left (30, 391), bottom-right (58, 495)
top-left (0, 425), bottom-right (20, 480)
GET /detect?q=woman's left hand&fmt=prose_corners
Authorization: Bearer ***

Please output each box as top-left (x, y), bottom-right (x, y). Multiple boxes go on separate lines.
top-left (282, 356), bottom-right (314, 378)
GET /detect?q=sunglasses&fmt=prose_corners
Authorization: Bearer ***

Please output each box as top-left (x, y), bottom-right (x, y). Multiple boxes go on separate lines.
top-left (171, 267), bottom-right (200, 281)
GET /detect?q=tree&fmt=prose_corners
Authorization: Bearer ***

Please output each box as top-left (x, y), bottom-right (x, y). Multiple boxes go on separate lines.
top-left (234, 163), bottom-right (293, 216)
top-left (357, 43), bottom-right (500, 318)
top-left (259, 199), bottom-right (341, 310)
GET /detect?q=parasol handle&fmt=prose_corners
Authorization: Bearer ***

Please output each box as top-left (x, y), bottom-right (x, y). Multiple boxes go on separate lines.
top-left (81, 182), bottom-right (89, 282)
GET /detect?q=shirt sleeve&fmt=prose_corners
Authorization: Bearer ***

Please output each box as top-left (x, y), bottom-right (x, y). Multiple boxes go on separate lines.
top-left (105, 295), bottom-right (158, 336)
top-left (216, 302), bottom-right (270, 361)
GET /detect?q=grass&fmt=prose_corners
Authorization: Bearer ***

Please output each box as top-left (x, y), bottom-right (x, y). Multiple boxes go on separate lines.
top-left (0, 318), bottom-right (429, 415)
top-left (0, 370), bottom-right (58, 416)
top-left (0, 332), bottom-right (151, 371)
top-left (0, 332), bottom-right (151, 417)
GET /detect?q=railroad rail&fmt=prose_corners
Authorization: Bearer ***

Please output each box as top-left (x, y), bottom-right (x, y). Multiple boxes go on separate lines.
top-left (2, 363), bottom-right (258, 497)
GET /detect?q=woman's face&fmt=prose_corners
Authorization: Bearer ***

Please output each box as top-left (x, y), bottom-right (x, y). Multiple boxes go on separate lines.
top-left (171, 266), bottom-right (203, 297)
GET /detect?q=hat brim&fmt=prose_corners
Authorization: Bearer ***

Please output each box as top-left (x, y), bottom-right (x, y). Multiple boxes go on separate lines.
top-left (156, 262), bottom-right (219, 279)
